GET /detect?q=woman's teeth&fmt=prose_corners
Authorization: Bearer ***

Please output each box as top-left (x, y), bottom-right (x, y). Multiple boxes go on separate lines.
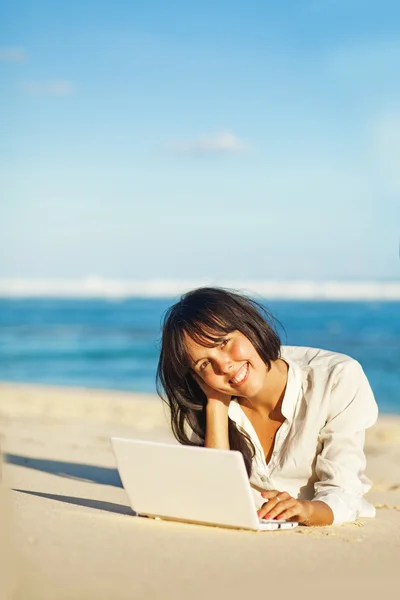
top-left (230, 363), bottom-right (248, 385)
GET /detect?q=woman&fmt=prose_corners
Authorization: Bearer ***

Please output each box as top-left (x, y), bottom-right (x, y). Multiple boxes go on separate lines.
top-left (157, 287), bottom-right (378, 526)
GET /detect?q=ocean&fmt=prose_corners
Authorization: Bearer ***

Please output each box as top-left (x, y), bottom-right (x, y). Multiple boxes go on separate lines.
top-left (0, 298), bottom-right (399, 413)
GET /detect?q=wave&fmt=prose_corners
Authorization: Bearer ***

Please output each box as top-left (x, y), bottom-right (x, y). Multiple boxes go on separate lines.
top-left (0, 347), bottom-right (157, 363)
top-left (0, 277), bottom-right (400, 300)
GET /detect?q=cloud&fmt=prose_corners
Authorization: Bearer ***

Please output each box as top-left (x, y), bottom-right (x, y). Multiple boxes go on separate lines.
top-left (0, 46), bottom-right (27, 63)
top-left (170, 130), bottom-right (249, 156)
top-left (23, 80), bottom-right (76, 97)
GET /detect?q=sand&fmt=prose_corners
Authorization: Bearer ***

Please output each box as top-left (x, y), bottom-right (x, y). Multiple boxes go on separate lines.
top-left (1, 382), bottom-right (400, 600)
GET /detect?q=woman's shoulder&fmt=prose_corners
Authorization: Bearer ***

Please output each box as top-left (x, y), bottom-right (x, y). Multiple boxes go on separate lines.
top-left (281, 345), bottom-right (360, 373)
top-left (281, 345), bottom-right (367, 391)
top-left (282, 346), bottom-right (377, 425)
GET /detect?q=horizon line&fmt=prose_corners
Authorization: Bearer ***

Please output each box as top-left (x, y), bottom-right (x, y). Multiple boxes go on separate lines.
top-left (0, 277), bottom-right (399, 300)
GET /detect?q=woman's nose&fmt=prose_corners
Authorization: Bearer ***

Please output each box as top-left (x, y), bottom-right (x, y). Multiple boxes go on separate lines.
top-left (215, 356), bottom-right (234, 375)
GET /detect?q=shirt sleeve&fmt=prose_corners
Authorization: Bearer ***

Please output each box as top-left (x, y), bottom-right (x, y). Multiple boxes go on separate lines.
top-left (312, 359), bottom-right (378, 525)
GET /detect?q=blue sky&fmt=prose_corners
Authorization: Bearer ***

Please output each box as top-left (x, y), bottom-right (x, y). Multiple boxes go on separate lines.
top-left (1, 0), bottom-right (400, 281)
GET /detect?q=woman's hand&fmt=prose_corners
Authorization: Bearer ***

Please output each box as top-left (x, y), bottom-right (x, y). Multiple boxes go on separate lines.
top-left (191, 372), bottom-right (232, 407)
top-left (258, 490), bottom-right (313, 524)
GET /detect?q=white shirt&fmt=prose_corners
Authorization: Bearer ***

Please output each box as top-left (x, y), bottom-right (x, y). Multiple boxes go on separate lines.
top-left (227, 346), bottom-right (379, 525)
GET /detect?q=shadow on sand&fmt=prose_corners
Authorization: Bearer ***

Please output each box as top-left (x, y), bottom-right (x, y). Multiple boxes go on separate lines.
top-left (4, 453), bottom-right (123, 487)
top-left (13, 488), bottom-right (135, 515)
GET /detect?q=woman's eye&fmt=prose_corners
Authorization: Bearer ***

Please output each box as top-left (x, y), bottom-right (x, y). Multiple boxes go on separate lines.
top-left (200, 360), bottom-right (209, 371)
top-left (221, 339), bottom-right (230, 348)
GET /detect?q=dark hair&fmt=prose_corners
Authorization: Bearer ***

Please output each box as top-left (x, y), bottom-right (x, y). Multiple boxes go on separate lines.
top-left (156, 287), bottom-right (281, 476)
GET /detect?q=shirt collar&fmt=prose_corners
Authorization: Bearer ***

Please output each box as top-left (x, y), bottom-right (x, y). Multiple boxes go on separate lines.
top-left (280, 355), bottom-right (302, 422)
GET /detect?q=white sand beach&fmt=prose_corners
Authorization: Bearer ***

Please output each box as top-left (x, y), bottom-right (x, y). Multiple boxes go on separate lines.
top-left (1, 382), bottom-right (400, 600)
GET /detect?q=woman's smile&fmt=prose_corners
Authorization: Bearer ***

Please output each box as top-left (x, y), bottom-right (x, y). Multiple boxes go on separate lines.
top-left (229, 362), bottom-right (250, 386)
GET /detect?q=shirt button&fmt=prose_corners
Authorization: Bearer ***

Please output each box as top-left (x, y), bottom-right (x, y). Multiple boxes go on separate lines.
top-left (260, 475), bottom-right (268, 483)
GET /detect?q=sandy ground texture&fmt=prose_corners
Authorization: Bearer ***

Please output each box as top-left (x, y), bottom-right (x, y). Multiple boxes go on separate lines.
top-left (0, 382), bottom-right (400, 600)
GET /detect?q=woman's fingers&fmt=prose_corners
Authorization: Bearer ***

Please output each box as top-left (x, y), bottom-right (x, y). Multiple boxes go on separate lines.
top-left (275, 506), bottom-right (301, 522)
top-left (257, 502), bottom-right (273, 519)
top-left (257, 490), bottom-right (297, 520)
top-left (261, 490), bottom-right (288, 501)
top-left (259, 499), bottom-right (296, 520)
top-left (266, 499), bottom-right (297, 520)
top-left (258, 489), bottom-right (289, 516)
top-left (259, 491), bottom-right (312, 524)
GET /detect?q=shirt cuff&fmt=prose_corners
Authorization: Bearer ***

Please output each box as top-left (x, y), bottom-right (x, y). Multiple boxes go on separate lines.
top-left (312, 492), bottom-right (360, 525)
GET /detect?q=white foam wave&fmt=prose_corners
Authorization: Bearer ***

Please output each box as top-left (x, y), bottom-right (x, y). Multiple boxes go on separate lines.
top-left (0, 277), bottom-right (399, 300)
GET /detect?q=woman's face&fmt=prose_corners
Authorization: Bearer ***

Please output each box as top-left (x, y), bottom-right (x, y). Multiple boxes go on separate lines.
top-left (185, 330), bottom-right (268, 399)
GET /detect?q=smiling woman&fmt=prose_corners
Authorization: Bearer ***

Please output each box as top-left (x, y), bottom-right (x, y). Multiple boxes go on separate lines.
top-left (156, 287), bottom-right (378, 527)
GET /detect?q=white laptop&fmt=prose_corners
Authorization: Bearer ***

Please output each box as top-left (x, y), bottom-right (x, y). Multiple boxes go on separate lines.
top-left (111, 437), bottom-right (298, 532)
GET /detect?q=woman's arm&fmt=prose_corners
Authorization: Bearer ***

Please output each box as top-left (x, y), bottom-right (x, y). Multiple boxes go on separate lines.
top-left (191, 373), bottom-right (232, 450)
top-left (312, 360), bottom-right (378, 524)
top-left (205, 399), bottom-right (230, 450)
top-left (301, 500), bottom-right (334, 526)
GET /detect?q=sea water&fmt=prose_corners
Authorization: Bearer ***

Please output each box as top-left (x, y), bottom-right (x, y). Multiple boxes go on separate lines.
top-left (0, 298), bottom-right (399, 413)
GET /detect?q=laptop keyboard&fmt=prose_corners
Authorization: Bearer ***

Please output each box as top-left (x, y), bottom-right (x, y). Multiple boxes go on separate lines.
top-left (259, 518), bottom-right (284, 523)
